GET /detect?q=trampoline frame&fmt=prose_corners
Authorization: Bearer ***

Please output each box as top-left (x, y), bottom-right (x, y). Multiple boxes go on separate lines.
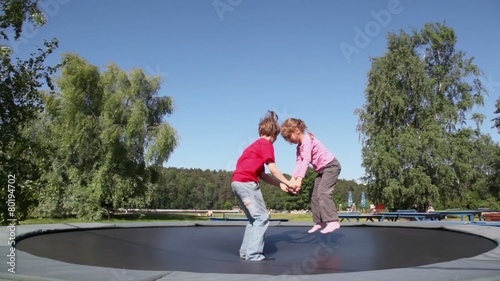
top-left (1, 221), bottom-right (500, 281)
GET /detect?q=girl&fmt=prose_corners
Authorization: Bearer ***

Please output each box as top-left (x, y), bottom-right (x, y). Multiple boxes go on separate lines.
top-left (281, 118), bottom-right (342, 234)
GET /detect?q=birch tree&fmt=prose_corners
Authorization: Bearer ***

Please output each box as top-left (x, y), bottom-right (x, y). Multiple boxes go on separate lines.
top-left (32, 53), bottom-right (178, 220)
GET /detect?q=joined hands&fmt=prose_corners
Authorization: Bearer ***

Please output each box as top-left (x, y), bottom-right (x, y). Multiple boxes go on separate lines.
top-left (280, 178), bottom-right (301, 194)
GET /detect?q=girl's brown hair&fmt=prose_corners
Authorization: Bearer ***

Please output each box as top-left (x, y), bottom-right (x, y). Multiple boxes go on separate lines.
top-left (259, 111), bottom-right (280, 138)
top-left (280, 118), bottom-right (312, 143)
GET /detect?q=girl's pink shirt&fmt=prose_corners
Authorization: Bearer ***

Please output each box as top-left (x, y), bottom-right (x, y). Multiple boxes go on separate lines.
top-left (292, 134), bottom-right (335, 178)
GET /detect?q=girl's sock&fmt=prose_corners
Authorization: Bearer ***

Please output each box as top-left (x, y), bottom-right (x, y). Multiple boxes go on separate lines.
top-left (320, 221), bottom-right (340, 234)
top-left (307, 222), bottom-right (326, 233)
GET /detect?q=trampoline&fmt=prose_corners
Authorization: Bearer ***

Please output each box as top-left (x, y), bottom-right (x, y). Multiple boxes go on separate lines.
top-left (3, 221), bottom-right (500, 281)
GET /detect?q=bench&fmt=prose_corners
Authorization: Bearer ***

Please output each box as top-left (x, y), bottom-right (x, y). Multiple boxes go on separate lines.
top-left (397, 212), bottom-right (441, 221)
top-left (438, 210), bottom-right (482, 221)
top-left (378, 212), bottom-right (441, 222)
top-left (483, 212), bottom-right (500, 222)
top-left (338, 213), bottom-right (382, 222)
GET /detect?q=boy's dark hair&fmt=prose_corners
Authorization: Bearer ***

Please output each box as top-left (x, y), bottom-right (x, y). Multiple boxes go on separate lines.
top-left (259, 111), bottom-right (280, 138)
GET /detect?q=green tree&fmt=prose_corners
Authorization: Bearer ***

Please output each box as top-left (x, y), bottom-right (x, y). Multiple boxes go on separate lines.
top-left (0, 0), bottom-right (59, 224)
top-left (488, 99), bottom-right (500, 203)
top-left (356, 23), bottom-right (488, 211)
top-left (30, 53), bottom-right (178, 220)
top-left (487, 144), bottom-right (500, 205)
top-left (494, 98), bottom-right (500, 132)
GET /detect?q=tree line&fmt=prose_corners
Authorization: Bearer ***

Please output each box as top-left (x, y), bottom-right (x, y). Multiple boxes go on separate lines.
top-left (1, 1), bottom-right (499, 225)
top-left (150, 167), bottom-right (363, 212)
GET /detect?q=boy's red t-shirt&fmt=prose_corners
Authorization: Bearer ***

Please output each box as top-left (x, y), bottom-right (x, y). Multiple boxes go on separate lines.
top-left (232, 138), bottom-right (275, 182)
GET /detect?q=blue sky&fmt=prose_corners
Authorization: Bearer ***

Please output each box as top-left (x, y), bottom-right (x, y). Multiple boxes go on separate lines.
top-left (12, 0), bottom-right (500, 182)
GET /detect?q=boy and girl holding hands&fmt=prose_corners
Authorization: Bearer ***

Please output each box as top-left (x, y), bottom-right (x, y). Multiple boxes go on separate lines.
top-left (231, 111), bottom-right (342, 261)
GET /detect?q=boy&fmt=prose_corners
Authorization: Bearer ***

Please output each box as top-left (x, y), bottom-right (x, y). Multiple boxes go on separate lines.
top-left (231, 111), bottom-right (292, 261)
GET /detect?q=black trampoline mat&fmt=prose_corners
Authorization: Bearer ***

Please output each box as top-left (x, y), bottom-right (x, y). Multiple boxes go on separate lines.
top-left (16, 225), bottom-right (497, 275)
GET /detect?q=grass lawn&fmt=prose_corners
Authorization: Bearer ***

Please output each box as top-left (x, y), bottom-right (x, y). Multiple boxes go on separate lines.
top-left (20, 212), bottom-right (314, 225)
top-left (19, 211), bottom-right (473, 225)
